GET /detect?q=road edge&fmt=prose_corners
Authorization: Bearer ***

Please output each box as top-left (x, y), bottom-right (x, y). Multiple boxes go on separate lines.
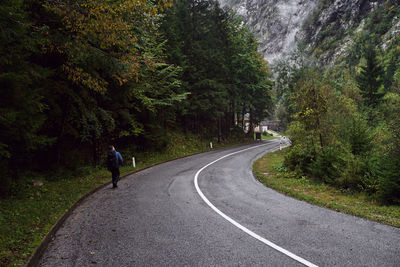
top-left (24, 141), bottom-right (257, 267)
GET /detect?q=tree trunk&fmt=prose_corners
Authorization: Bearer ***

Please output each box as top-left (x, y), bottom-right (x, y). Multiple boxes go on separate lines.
top-left (249, 108), bottom-right (254, 135)
top-left (217, 116), bottom-right (222, 143)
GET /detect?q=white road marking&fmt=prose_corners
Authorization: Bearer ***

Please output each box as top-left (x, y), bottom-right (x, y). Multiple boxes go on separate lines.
top-left (194, 142), bottom-right (318, 267)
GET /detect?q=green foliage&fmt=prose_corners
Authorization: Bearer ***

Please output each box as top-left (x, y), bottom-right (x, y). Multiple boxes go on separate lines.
top-left (254, 149), bottom-right (400, 227)
top-left (0, 131), bottom-right (252, 267)
top-left (377, 88), bottom-right (400, 204)
top-left (356, 44), bottom-right (384, 109)
top-left (1, 0), bottom-right (272, 198)
top-left (280, 48), bottom-right (399, 204)
top-left (0, 0), bottom-right (56, 194)
top-left (276, 0), bottom-right (400, 205)
top-left (309, 146), bottom-right (347, 185)
top-left (341, 114), bottom-right (373, 155)
top-left (339, 154), bottom-right (363, 190)
top-left (161, 0), bottom-right (273, 137)
top-left (284, 119), bottom-right (321, 175)
top-left (301, 1), bottom-right (400, 66)
top-left (284, 142), bottom-right (314, 175)
top-left (379, 157), bottom-right (400, 204)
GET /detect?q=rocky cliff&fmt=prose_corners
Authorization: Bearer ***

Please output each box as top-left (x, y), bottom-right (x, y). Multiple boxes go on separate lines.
top-left (219, 0), bottom-right (317, 63)
top-left (219, 0), bottom-right (400, 65)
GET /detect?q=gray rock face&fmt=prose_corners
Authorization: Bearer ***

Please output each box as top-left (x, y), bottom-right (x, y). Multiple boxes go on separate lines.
top-left (219, 0), bottom-right (389, 64)
top-left (302, 0), bottom-right (379, 63)
top-left (220, 0), bottom-right (317, 64)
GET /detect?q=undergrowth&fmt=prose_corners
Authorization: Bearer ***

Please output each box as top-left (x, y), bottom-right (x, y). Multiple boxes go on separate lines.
top-left (253, 149), bottom-right (400, 228)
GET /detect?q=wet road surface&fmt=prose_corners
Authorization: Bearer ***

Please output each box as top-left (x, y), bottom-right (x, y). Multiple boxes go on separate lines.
top-left (39, 139), bottom-right (400, 266)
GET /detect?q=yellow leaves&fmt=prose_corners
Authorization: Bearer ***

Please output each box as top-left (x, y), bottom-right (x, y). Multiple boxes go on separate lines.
top-left (160, 0), bottom-right (174, 9)
top-left (46, 1), bottom-right (131, 48)
top-left (110, 54), bottom-right (140, 86)
top-left (45, 0), bottom-right (174, 51)
top-left (62, 64), bottom-right (108, 93)
top-left (41, 43), bottom-right (65, 55)
top-left (113, 75), bottom-right (128, 86)
top-left (43, 0), bottom-right (174, 92)
top-left (295, 107), bottom-right (318, 122)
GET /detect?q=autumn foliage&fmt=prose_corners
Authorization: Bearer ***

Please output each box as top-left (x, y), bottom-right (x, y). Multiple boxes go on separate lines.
top-left (0, 0), bottom-right (273, 195)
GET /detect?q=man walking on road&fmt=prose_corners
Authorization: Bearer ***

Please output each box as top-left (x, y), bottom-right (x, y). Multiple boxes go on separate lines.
top-left (107, 145), bottom-right (123, 188)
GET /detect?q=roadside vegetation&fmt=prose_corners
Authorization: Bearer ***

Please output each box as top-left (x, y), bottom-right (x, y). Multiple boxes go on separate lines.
top-left (261, 134), bottom-right (276, 140)
top-left (1, 0), bottom-right (273, 197)
top-left (253, 149), bottom-right (400, 227)
top-left (254, 132), bottom-right (277, 140)
top-left (2, 0), bottom-right (399, 265)
top-left (1, 0), bottom-right (272, 265)
top-left (0, 131), bottom-right (253, 266)
top-left (302, 1), bottom-right (400, 65)
top-left (273, 1), bottom-right (400, 205)
top-left (274, 49), bottom-right (400, 204)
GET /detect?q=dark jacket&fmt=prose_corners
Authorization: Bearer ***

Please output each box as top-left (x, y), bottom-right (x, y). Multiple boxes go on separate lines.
top-left (107, 149), bottom-right (118, 170)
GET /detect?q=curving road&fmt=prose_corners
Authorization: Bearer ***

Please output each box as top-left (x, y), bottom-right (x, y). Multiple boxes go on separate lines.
top-left (39, 139), bottom-right (400, 266)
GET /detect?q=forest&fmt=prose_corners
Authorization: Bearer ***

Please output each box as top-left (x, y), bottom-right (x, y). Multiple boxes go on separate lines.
top-left (2, 1), bottom-right (399, 266)
top-left (1, 0), bottom-right (399, 204)
top-left (0, 0), bottom-right (273, 196)
top-left (274, 1), bottom-right (400, 204)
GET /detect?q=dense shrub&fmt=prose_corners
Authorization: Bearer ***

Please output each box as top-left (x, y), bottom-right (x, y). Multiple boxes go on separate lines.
top-left (308, 146), bottom-right (346, 185)
top-left (342, 114), bottom-right (373, 156)
top-left (377, 104), bottom-right (400, 204)
top-left (339, 154), bottom-right (362, 189)
top-left (281, 58), bottom-right (399, 204)
top-left (378, 164), bottom-right (400, 204)
top-left (284, 143), bottom-right (314, 174)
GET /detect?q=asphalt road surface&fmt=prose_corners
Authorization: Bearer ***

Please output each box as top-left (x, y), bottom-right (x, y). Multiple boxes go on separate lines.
top-left (39, 139), bottom-right (400, 266)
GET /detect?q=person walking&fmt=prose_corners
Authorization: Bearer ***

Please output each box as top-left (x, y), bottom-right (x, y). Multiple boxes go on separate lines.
top-left (107, 145), bottom-right (123, 188)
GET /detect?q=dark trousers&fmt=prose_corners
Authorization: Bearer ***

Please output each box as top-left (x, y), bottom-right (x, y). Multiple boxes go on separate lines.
top-left (111, 168), bottom-right (120, 187)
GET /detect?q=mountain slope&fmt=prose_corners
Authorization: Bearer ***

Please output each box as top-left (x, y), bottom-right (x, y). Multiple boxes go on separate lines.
top-left (220, 0), bottom-right (400, 65)
top-left (220, 0), bottom-right (317, 63)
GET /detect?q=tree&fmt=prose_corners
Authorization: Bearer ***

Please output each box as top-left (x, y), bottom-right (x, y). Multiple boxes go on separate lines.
top-left (293, 68), bottom-right (328, 149)
top-left (0, 0), bottom-right (55, 193)
top-left (378, 85), bottom-right (400, 204)
top-left (356, 44), bottom-right (384, 108)
top-left (1, 0), bottom-right (274, 196)
top-left (161, 0), bottom-right (273, 138)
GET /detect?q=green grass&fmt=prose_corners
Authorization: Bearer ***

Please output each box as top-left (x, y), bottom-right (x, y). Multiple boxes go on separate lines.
top-left (254, 133), bottom-right (278, 140)
top-left (253, 149), bottom-right (400, 228)
top-left (261, 134), bottom-right (277, 140)
top-left (0, 132), bottom-right (253, 267)
top-left (0, 171), bottom-right (111, 267)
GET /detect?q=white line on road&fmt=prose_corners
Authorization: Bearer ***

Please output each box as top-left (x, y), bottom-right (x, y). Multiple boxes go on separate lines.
top-left (194, 141), bottom-right (318, 267)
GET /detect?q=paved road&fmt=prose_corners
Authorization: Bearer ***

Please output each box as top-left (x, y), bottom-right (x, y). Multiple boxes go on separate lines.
top-left (39, 139), bottom-right (400, 266)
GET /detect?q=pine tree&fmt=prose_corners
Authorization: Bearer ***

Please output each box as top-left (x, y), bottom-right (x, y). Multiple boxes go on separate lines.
top-left (356, 44), bottom-right (384, 108)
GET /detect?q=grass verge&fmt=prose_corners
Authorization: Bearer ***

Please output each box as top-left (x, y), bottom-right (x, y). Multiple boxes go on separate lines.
top-left (253, 133), bottom-right (277, 140)
top-left (253, 148), bottom-right (400, 228)
top-left (261, 135), bottom-right (276, 140)
top-left (0, 133), bottom-right (253, 267)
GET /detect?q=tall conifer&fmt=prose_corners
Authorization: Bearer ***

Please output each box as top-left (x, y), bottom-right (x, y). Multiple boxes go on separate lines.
top-left (356, 44), bottom-right (384, 108)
